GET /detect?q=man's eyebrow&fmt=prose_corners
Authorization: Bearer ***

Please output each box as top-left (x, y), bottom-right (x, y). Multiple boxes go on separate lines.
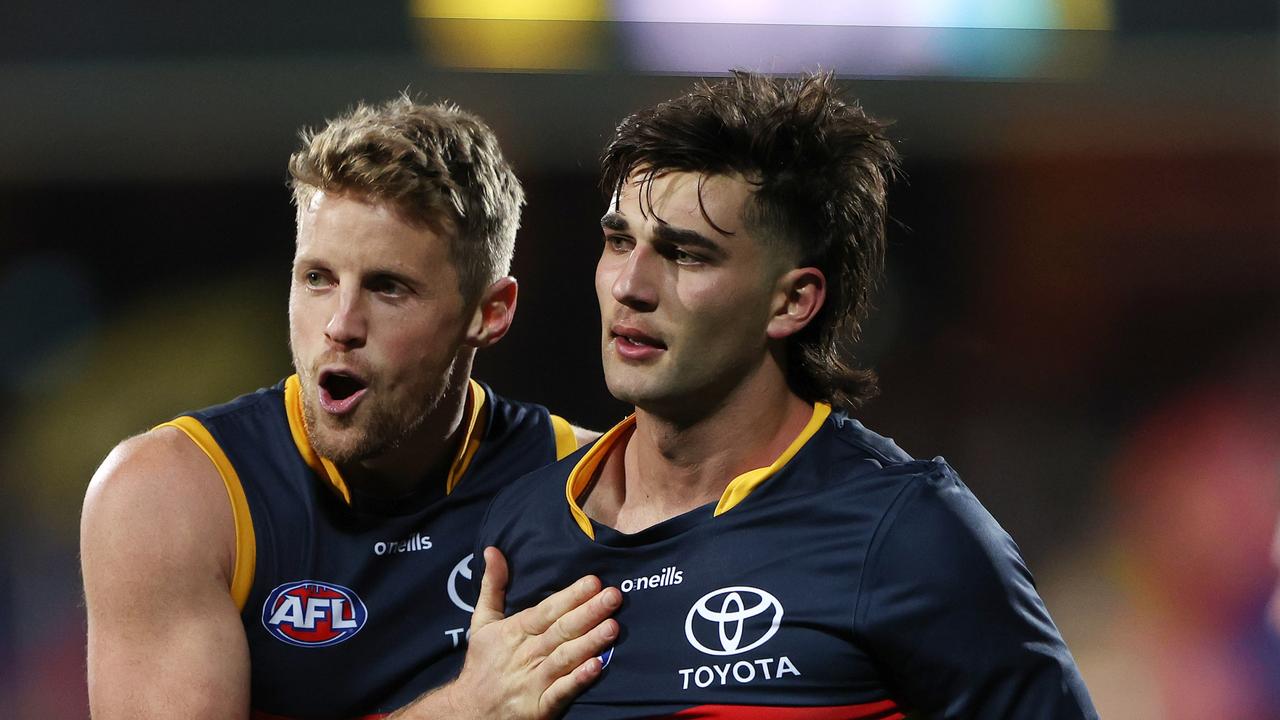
top-left (600, 212), bottom-right (629, 231)
top-left (366, 267), bottom-right (417, 282)
top-left (652, 222), bottom-right (722, 253)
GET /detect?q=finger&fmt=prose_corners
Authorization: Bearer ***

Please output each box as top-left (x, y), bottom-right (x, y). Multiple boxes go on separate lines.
top-left (534, 586), bottom-right (621, 657)
top-left (540, 616), bottom-right (618, 688)
top-left (470, 546), bottom-right (509, 630)
top-left (516, 574), bottom-right (604, 636)
top-left (540, 650), bottom-right (608, 716)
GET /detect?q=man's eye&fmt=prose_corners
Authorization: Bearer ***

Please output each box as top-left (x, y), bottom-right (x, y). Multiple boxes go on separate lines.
top-left (304, 271), bottom-right (329, 287)
top-left (605, 235), bottom-right (634, 252)
top-left (659, 244), bottom-right (702, 266)
top-left (672, 248), bottom-right (700, 265)
top-left (370, 278), bottom-right (407, 296)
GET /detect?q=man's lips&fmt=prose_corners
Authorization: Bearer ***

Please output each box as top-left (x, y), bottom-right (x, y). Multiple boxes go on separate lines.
top-left (610, 324), bottom-right (666, 360)
top-left (317, 368), bottom-right (369, 415)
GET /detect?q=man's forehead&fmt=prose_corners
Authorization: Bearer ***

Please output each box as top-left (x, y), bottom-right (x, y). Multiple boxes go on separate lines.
top-left (623, 168), bottom-right (753, 194)
top-left (300, 190), bottom-right (457, 237)
top-left (613, 169), bottom-right (753, 236)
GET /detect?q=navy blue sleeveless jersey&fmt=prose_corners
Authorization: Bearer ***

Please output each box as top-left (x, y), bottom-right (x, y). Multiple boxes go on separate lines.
top-left (159, 375), bottom-right (576, 720)
top-left (474, 404), bottom-right (1098, 720)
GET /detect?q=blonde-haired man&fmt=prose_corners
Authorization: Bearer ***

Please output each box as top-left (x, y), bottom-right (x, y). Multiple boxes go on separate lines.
top-left (82, 97), bottom-right (617, 719)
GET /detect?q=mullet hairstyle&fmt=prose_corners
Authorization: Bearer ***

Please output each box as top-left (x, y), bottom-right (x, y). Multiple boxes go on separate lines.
top-left (288, 94), bottom-right (525, 303)
top-left (600, 70), bottom-right (899, 410)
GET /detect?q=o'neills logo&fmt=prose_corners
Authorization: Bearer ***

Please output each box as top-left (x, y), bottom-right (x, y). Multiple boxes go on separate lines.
top-left (620, 565), bottom-right (683, 594)
top-left (373, 532), bottom-right (432, 556)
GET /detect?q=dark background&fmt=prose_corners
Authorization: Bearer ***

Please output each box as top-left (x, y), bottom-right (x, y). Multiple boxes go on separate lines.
top-left (1, 2), bottom-right (1277, 717)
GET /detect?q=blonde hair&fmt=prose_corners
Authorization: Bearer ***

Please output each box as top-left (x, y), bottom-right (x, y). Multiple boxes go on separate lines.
top-left (289, 95), bottom-right (524, 301)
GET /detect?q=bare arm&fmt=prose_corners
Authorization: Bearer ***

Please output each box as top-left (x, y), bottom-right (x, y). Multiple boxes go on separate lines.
top-left (391, 547), bottom-right (620, 719)
top-left (570, 424), bottom-right (602, 448)
top-left (82, 428), bottom-right (249, 719)
top-left (550, 414), bottom-right (602, 459)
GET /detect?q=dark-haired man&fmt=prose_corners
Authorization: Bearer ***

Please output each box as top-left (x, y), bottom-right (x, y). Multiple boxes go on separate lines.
top-left (81, 97), bottom-right (618, 719)
top-left (476, 72), bottom-right (1098, 718)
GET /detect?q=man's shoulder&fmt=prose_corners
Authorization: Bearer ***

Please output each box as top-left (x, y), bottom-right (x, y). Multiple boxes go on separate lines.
top-left (156, 380), bottom-right (300, 487)
top-left (472, 381), bottom-right (557, 451)
top-left (808, 411), bottom-right (954, 498)
top-left (853, 454), bottom-right (1026, 606)
top-left (475, 382), bottom-right (601, 457)
top-left (476, 380), bottom-right (547, 419)
top-left (82, 380), bottom-right (287, 554)
top-left (825, 411), bottom-right (915, 466)
top-left (82, 423), bottom-right (238, 586)
top-left (481, 441), bottom-right (591, 532)
top-left (794, 419), bottom-right (1031, 620)
top-left (180, 379), bottom-right (288, 425)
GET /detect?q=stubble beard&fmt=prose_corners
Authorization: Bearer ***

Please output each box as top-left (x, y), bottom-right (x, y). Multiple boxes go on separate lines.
top-left (296, 363), bottom-right (456, 467)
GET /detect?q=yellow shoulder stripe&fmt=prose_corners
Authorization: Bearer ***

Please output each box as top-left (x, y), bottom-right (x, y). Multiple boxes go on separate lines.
top-left (549, 414), bottom-right (577, 460)
top-left (285, 375), bottom-right (492, 500)
top-left (156, 416), bottom-right (257, 612)
top-left (714, 403), bottom-right (831, 515)
top-left (446, 379), bottom-right (489, 495)
top-left (284, 375), bottom-right (351, 504)
top-left (563, 415), bottom-right (637, 540)
top-left (564, 403), bottom-right (832, 539)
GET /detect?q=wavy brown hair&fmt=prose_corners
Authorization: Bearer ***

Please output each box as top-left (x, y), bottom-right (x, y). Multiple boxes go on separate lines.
top-left (601, 71), bottom-right (899, 409)
top-left (289, 95), bottom-right (524, 302)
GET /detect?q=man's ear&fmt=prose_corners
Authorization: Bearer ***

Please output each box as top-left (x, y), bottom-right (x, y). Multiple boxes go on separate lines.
top-left (465, 276), bottom-right (518, 349)
top-left (766, 267), bottom-right (825, 340)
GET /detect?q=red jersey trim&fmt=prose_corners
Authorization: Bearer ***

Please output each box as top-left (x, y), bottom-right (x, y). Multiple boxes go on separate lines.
top-left (668, 698), bottom-right (904, 719)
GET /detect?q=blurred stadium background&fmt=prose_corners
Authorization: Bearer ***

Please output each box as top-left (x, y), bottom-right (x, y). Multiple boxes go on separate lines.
top-left (1, 1), bottom-right (1277, 717)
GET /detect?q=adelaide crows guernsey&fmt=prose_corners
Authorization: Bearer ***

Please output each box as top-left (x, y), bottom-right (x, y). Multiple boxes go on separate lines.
top-left (158, 375), bottom-right (577, 719)
top-left (476, 404), bottom-right (1097, 719)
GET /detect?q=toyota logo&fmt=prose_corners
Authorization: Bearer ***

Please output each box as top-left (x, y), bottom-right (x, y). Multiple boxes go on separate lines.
top-left (447, 554), bottom-right (475, 613)
top-left (684, 586), bottom-right (783, 656)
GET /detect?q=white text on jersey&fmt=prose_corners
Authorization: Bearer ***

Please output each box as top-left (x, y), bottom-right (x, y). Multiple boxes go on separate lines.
top-left (373, 532), bottom-right (432, 556)
top-left (678, 656), bottom-right (801, 690)
top-left (620, 565), bottom-right (683, 593)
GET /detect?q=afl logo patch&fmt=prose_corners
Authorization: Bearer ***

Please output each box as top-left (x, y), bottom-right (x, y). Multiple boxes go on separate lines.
top-left (261, 580), bottom-right (368, 647)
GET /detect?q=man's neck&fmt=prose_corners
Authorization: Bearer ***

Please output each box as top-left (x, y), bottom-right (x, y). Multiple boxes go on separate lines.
top-left (337, 372), bottom-right (474, 502)
top-left (587, 376), bottom-right (815, 534)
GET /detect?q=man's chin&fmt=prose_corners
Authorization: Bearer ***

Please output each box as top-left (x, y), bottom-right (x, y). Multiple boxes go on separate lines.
top-left (604, 376), bottom-right (647, 407)
top-left (307, 423), bottom-right (384, 466)
top-left (605, 376), bottom-right (678, 412)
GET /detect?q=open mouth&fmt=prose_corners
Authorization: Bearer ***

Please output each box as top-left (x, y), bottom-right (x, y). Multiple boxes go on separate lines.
top-left (318, 370), bottom-right (369, 414)
top-left (322, 372), bottom-right (366, 400)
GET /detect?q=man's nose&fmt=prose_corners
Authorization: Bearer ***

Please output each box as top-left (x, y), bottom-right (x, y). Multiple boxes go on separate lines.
top-left (611, 245), bottom-right (659, 312)
top-left (325, 289), bottom-right (368, 349)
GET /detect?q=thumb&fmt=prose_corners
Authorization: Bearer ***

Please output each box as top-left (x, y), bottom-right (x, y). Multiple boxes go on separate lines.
top-left (470, 546), bottom-right (509, 630)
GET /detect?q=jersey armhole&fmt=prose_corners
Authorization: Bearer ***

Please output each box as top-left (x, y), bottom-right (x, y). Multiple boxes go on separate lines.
top-left (549, 414), bottom-right (577, 460)
top-left (156, 417), bottom-right (257, 612)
